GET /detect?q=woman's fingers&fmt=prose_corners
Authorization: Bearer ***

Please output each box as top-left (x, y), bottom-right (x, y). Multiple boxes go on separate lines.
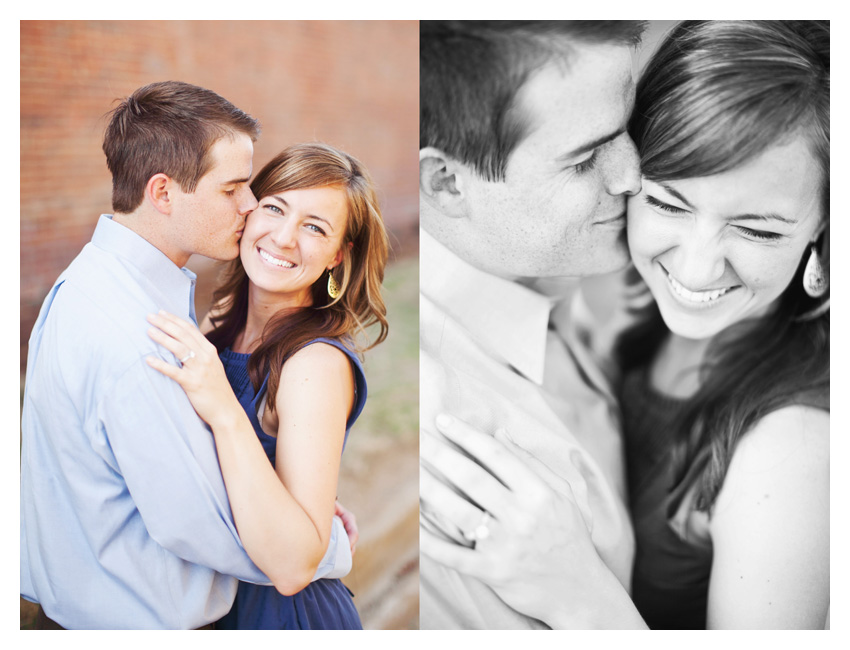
top-left (420, 526), bottom-right (490, 581)
top-left (146, 311), bottom-right (215, 365)
top-left (493, 427), bottom-right (592, 531)
top-left (147, 323), bottom-right (187, 358)
top-left (421, 429), bottom-right (512, 519)
top-left (145, 355), bottom-right (182, 382)
top-left (434, 414), bottom-right (549, 502)
top-left (493, 428), bottom-right (577, 498)
top-left (147, 311), bottom-right (208, 349)
top-left (421, 464), bottom-right (490, 543)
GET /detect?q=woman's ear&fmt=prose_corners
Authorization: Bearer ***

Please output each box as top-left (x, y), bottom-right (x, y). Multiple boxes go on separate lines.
top-left (328, 244), bottom-right (348, 270)
top-left (420, 147), bottom-right (470, 218)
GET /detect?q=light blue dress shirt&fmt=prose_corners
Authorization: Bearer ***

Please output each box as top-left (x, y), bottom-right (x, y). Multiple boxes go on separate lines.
top-left (20, 215), bottom-right (350, 629)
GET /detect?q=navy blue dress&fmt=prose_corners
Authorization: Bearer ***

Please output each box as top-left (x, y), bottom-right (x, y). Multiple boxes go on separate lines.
top-left (216, 338), bottom-right (367, 630)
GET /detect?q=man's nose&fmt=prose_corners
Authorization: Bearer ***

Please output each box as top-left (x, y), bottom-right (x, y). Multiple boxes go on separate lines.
top-left (239, 186), bottom-right (258, 215)
top-left (605, 133), bottom-right (642, 197)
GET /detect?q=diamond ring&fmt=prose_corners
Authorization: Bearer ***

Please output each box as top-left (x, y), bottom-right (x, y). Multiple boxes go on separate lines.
top-left (463, 511), bottom-right (492, 543)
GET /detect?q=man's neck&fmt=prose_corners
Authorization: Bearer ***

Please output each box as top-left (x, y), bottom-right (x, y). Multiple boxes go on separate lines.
top-left (112, 211), bottom-right (189, 268)
top-left (520, 275), bottom-right (580, 300)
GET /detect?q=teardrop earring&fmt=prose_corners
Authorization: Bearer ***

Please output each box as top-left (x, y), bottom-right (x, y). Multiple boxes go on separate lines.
top-left (803, 243), bottom-right (827, 298)
top-left (327, 269), bottom-right (341, 299)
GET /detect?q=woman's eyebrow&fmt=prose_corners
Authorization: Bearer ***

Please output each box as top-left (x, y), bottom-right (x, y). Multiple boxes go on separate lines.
top-left (729, 212), bottom-right (797, 225)
top-left (657, 182), bottom-right (695, 209)
top-left (656, 183), bottom-right (797, 224)
top-left (268, 195), bottom-right (335, 230)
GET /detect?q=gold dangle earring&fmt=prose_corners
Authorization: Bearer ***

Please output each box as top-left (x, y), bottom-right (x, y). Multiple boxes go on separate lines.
top-left (803, 240), bottom-right (827, 298)
top-left (327, 268), bottom-right (341, 299)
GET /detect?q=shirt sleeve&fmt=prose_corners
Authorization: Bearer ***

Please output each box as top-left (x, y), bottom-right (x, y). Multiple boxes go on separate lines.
top-left (314, 516), bottom-right (352, 579)
top-left (96, 358), bottom-right (273, 583)
top-left (97, 358), bottom-right (352, 584)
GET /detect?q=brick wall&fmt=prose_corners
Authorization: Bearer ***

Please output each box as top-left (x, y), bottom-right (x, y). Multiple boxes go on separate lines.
top-left (20, 20), bottom-right (419, 370)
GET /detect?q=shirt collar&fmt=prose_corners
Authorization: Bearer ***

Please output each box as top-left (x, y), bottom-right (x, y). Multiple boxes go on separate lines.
top-left (91, 215), bottom-right (198, 323)
top-left (421, 228), bottom-right (575, 384)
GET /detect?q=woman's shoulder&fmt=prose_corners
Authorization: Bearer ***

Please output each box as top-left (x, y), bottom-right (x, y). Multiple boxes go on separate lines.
top-left (735, 405), bottom-right (829, 469)
top-left (284, 338), bottom-right (355, 372)
top-left (714, 405), bottom-right (828, 516)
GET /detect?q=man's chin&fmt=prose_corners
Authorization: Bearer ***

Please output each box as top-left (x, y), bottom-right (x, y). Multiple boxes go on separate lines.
top-left (587, 230), bottom-right (631, 276)
top-left (555, 235), bottom-right (631, 279)
top-left (205, 244), bottom-right (242, 263)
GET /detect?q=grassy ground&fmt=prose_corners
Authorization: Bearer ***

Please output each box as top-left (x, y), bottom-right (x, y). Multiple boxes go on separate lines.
top-left (20, 256), bottom-right (420, 629)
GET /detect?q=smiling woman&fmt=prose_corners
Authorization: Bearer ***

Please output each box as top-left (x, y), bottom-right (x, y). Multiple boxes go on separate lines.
top-left (612, 20), bottom-right (830, 629)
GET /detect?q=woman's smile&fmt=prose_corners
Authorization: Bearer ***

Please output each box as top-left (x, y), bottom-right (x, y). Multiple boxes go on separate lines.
top-left (661, 263), bottom-right (738, 307)
top-left (257, 246), bottom-right (296, 269)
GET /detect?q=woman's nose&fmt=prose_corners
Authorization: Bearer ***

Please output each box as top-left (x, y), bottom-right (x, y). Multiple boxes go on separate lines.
top-left (671, 228), bottom-right (728, 289)
top-left (270, 220), bottom-right (298, 248)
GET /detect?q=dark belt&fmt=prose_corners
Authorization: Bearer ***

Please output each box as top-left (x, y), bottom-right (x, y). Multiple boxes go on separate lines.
top-left (35, 605), bottom-right (215, 630)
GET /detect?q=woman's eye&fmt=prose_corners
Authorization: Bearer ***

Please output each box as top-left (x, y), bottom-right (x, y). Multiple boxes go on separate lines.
top-left (736, 226), bottom-right (782, 242)
top-left (305, 223), bottom-right (326, 235)
top-left (644, 194), bottom-right (688, 214)
top-left (264, 203), bottom-right (282, 215)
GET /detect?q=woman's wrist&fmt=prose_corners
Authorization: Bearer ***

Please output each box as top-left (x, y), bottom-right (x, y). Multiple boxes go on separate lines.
top-left (545, 555), bottom-right (646, 629)
top-left (207, 395), bottom-right (251, 435)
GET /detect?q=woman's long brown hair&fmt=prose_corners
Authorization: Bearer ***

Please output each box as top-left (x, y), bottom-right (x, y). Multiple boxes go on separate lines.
top-left (206, 143), bottom-right (389, 413)
top-left (617, 21), bottom-right (829, 512)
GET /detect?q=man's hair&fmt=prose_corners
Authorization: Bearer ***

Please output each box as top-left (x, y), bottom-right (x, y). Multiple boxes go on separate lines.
top-left (102, 81), bottom-right (261, 213)
top-left (420, 21), bottom-right (646, 181)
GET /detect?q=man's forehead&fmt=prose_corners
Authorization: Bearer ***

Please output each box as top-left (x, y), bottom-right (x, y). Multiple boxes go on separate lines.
top-left (513, 43), bottom-right (635, 149)
top-left (206, 133), bottom-right (254, 181)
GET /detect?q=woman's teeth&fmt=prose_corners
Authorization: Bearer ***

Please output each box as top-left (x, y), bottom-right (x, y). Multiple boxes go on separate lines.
top-left (259, 248), bottom-right (295, 268)
top-left (668, 273), bottom-right (731, 303)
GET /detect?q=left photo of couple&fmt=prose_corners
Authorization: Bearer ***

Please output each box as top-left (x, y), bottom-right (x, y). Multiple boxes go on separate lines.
top-left (20, 20), bottom-right (419, 630)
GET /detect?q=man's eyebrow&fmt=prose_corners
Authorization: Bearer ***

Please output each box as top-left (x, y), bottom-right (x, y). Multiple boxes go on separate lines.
top-left (268, 195), bottom-right (335, 229)
top-left (557, 126), bottom-right (626, 162)
top-left (656, 182), bottom-right (798, 224)
top-left (221, 176), bottom-right (252, 186)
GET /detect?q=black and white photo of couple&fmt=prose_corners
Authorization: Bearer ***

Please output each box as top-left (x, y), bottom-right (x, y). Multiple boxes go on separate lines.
top-left (419, 20), bottom-right (830, 630)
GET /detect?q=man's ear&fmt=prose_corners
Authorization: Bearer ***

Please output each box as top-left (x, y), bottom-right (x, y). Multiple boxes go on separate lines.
top-left (145, 173), bottom-right (177, 215)
top-left (420, 147), bottom-right (469, 218)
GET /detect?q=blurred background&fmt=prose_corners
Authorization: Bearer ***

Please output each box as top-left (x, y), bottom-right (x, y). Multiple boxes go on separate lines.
top-left (20, 20), bottom-right (419, 629)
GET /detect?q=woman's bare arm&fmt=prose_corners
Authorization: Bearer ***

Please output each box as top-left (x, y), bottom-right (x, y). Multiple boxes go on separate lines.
top-left (707, 406), bottom-right (829, 629)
